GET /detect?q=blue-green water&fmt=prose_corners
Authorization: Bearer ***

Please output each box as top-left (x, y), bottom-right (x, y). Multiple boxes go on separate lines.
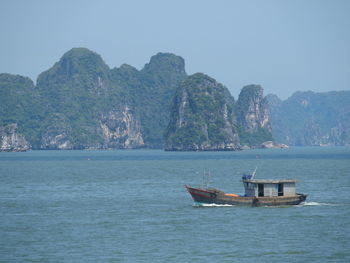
top-left (1, 147), bottom-right (350, 262)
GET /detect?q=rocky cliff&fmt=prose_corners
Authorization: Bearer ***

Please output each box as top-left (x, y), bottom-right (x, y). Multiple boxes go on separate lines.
top-left (100, 106), bottom-right (144, 149)
top-left (236, 85), bottom-right (273, 146)
top-left (164, 73), bottom-right (240, 151)
top-left (0, 124), bottom-right (30, 151)
top-left (8, 47), bottom-right (346, 151)
top-left (267, 91), bottom-right (350, 146)
top-left (40, 114), bottom-right (73, 150)
top-left (0, 48), bottom-right (187, 151)
top-left (36, 48), bottom-right (129, 149)
top-left (111, 52), bottom-right (187, 147)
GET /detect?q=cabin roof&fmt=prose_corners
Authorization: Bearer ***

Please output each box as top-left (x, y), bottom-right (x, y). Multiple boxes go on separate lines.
top-left (242, 179), bottom-right (297, 184)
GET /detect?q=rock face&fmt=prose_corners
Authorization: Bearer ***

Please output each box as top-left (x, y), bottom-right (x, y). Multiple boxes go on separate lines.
top-left (0, 124), bottom-right (30, 151)
top-left (267, 91), bottom-right (350, 146)
top-left (236, 85), bottom-right (273, 146)
top-left (40, 114), bottom-right (73, 150)
top-left (100, 106), bottom-right (144, 149)
top-left (164, 73), bottom-right (240, 151)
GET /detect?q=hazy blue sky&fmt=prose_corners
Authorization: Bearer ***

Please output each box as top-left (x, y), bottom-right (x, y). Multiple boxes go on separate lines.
top-left (1, 0), bottom-right (349, 99)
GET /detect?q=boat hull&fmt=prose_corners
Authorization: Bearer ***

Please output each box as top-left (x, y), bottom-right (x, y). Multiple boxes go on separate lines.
top-left (185, 185), bottom-right (307, 207)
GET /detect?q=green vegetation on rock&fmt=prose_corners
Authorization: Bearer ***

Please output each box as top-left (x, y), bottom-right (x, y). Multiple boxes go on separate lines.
top-left (115, 52), bottom-right (187, 147)
top-left (165, 73), bottom-right (240, 150)
top-left (36, 48), bottom-right (123, 149)
top-left (0, 73), bottom-right (43, 146)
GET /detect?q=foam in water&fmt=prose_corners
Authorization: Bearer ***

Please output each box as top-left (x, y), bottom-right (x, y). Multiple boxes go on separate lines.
top-left (193, 202), bottom-right (234, 207)
top-left (299, 201), bottom-right (335, 206)
top-left (193, 201), bottom-right (337, 208)
top-left (301, 202), bottom-right (322, 206)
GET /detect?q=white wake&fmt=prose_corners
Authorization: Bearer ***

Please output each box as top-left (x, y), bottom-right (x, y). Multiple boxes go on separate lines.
top-left (299, 201), bottom-right (336, 206)
top-left (193, 203), bottom-right (234, 207)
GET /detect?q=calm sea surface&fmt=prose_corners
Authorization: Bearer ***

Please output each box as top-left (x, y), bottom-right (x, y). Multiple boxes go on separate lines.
top-left (1, 147), bottom-right (350, 262)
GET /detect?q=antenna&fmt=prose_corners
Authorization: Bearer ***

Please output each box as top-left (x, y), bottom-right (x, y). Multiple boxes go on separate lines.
top-left (207, 170), bottom-right (211, 188)
top-left (202, 169), bottom-right (205, 189)
top-left (252, 166), bottom-right (258, 179)
top-left (201, 169), bottom-right (211, 189)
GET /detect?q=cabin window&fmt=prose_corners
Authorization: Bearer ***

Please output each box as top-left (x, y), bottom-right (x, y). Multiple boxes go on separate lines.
top-left (278, 183), bottom-right (284, 196)
top-left (258, 184), bottom-right (264, 197)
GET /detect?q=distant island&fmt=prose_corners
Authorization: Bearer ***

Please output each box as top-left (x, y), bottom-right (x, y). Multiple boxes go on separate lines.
top-left (267, 91), bottom-right (350, 146)
top-left (1, 48), bottom-right (349, 151)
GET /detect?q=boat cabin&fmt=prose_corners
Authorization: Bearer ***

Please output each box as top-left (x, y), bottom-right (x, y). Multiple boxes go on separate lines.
top-left (242, 179), bottom-right (297, 197)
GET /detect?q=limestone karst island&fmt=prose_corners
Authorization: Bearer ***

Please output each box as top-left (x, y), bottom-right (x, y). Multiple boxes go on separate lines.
top-left (1, 48), bottom-right (350, 151)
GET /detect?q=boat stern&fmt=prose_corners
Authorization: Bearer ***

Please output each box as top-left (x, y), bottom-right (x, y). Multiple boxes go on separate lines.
top-left (298, 193), bottom-right (308, 203)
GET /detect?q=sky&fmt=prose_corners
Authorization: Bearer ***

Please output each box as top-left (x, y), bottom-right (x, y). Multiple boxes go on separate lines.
top-left (1, 0), bottom-right (349, 99)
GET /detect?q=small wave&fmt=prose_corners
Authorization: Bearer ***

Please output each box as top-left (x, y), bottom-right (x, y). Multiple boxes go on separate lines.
top-left (193, 203), bottom-right (234, 207)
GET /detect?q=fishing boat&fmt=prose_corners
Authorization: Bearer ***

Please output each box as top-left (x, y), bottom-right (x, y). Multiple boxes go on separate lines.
top-left (185, 169), bottom-right (307, 207)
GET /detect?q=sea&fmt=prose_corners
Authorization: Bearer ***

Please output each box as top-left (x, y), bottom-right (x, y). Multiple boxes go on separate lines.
top-left (0, 147), bottom-right (349, 262)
